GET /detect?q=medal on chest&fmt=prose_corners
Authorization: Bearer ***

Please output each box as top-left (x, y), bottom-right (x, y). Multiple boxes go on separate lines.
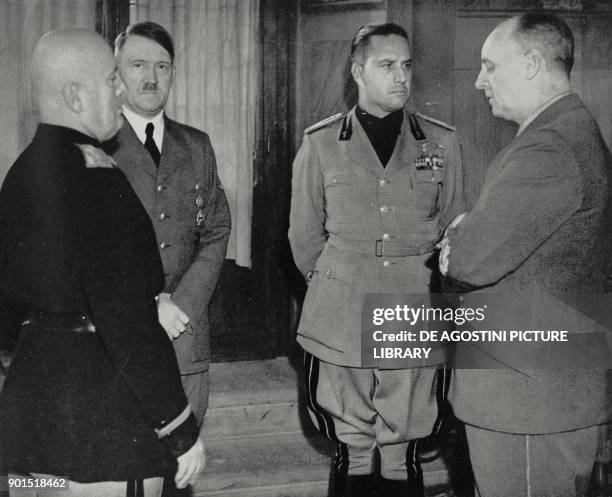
top-left (414, 140), bottom-right (445, 171)
top-left (195, 183), bottom-right (205, 226)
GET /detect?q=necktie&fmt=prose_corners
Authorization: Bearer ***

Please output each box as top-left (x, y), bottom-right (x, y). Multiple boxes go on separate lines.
top-left (144, 122), bottom-right (161, 166)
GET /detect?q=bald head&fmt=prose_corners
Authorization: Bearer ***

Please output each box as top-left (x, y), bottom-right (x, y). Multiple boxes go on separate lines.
top-left (31, 29), bottom-right (125, 141)
top-left (475, 14), bottom-right (572, 125)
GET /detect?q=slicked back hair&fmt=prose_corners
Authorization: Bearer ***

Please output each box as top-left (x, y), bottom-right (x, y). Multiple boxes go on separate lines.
top-left (114, 21), bottom-right (175, 62)
top-left (350, 23), bottom-right (410, 65)
top-left (512, 12), bottom-right (574, 75)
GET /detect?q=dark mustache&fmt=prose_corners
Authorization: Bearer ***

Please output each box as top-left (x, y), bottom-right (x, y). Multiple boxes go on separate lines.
top-left (142, 82), bottom-right (158, 91)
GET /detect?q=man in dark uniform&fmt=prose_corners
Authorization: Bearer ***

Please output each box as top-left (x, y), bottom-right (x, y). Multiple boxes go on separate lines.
top-left (289, 23), bottom-right (464, 497)
top-left (112, 20), bottom-right (230, 431)
top-left (0, 29), bottom-right (204, 496)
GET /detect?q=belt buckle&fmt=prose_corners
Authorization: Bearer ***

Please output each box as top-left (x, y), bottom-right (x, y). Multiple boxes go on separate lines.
top-left (375, 239), bottom-right (383, 257)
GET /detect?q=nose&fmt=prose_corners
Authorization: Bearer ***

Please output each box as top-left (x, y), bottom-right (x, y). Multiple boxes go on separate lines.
top-left (144, 64), bottom-right (158, 84)
top-left (115, 73), bottom-right (127, 96)
top-left (475, 68), bottom-right (486, 90)
top-left (394, 65), bottom-right (408, 84)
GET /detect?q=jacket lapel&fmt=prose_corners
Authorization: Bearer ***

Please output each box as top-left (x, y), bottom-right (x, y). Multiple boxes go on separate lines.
top-left (522, 93), bottom-right (582, 136)
top-left (385, 110), bottom-right (421, 176)
top-left (114, 120), bottom-right (158, 180)
top-left (158, 117), bottom-right (188, 184)
top-left (343, 107), bottom-right (421, 177)
top-left (343, 108), bottom-right (384, 177)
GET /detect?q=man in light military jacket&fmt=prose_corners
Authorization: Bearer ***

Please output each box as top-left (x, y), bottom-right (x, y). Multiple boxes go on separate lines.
top-left (289, 23), bottom-right (464, 497)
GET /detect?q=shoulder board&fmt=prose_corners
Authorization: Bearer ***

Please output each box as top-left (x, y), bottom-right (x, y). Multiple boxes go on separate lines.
top-left (76, 144), bottom-right (117, 169)
top-left (304, 113), bottom-right (345, 135)
top-left (415, 112), bottom-right (456, 132)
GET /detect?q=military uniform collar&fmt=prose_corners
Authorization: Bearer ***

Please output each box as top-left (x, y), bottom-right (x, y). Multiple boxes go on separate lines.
top-left (517, 91), bottom-right (573, 137)
top-left (35, 123), bottom-right (101, 148)
top-left (122, 106), bottom-right (165, 150)
top-left (355, 106), bottom-right (404, 137)
top-left (343, 106), bottom-right (421, 176)
top-left (518, 92), bottom-right (580, 137)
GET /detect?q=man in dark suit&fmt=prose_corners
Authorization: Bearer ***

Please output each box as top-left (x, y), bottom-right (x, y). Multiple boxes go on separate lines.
top-left (113, 22), bottom-right (230, 428)
top-left (439, 12), bottom-right (611, 497)
top-left (0, 29), bottom-right (204, 496)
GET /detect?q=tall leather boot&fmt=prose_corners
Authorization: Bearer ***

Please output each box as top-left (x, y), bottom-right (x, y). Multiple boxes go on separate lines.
top-left (345, 474), bottom-right (376, 497)
top-left (329, 442), bottom-right (349, 497)
top-left (377, 476), bottom-right (425, 497)
top-left (394, 438), bottom-right (424, 497)
top-left (330, 467), bottom-right (347, 497)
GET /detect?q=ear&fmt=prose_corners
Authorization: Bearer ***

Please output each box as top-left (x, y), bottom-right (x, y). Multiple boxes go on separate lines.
top-left (170, 65), bottom-right (176, 86)
top-left (351, 62), bottom-right (364, 87)
top-left (524, 48), bottom-right (543, 80)
top-left (62, 81), bottom-right (84, 113)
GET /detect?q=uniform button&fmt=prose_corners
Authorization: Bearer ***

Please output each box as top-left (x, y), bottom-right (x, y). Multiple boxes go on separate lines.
top-left (379, 178), bottom-right (387, 187)
top-left (160, 212), bottom-right (167, 220)
top-left (380, 206), bottom-right (387, 213)
top-left (160, 242), bottom-right (168, 249)
top-left (325, 269), bottom-right (332, 277)
top-left (195, 183), bottom-right (200, 190)
top-left (382, 233), bottom-right (390, 241)
top-left (383, 260), bottom-right (390, 267)
top-left (157, 185), bottom-right (163, 192)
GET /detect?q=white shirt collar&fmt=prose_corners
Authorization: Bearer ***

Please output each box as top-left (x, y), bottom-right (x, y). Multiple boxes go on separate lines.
top-left (516, 91), bottom-right (572, 137)
top-left (122, 106), bottom-right (165, 151)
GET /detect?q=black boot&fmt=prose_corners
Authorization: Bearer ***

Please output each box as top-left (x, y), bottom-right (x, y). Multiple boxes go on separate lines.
top-left (377, 477), bottom-right (424, 497)
top-left (330, 467), bottom-right (347, 497)
top-left (401, 438), bottom-right (425, 497)
top-left (330, 472), bottom-right (376, 497)
top-left (345, 474), bottom-right (376, 497)
top-left (329, 442), bottom-right (349, 497)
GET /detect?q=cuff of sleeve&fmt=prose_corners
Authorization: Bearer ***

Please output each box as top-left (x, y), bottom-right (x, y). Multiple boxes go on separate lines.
top-left (156, 405), bottom-right (192, 438)
top-left (156, 408), bottom-right (199, 458)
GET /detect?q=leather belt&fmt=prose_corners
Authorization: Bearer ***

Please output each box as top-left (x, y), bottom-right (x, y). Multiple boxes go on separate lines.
top-left (328, 235), bottom-right (434, 257)
top-left (26, 308), bottom-right (96, 333)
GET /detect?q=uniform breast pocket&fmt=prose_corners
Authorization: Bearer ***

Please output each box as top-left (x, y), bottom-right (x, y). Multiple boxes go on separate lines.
top-left (323, 170), bottom-right (353, 190)
top-left (323, 170), bottom-right (356, 216)
top-left (412, 170), bottom-right (442, 219)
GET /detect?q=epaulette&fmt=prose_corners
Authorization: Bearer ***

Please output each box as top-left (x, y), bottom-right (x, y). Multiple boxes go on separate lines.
top-left (76, 144), bottom-right (117, 169)
top-left (304, 112), bottom-right (344, 135)
top-left (415, 112), bottom-right (456, 132)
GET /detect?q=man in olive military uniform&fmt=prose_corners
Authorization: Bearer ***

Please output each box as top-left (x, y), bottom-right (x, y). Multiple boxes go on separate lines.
top-left (289, 23), bottom-right (464, 497)
top-left (113, 22), bottom-right (230, 428)
top-left (113, 22), bottom-right (230, 497)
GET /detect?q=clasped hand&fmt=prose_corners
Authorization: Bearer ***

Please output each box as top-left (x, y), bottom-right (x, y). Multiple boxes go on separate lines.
top-left (157, 293), bottom-right (190, 339)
